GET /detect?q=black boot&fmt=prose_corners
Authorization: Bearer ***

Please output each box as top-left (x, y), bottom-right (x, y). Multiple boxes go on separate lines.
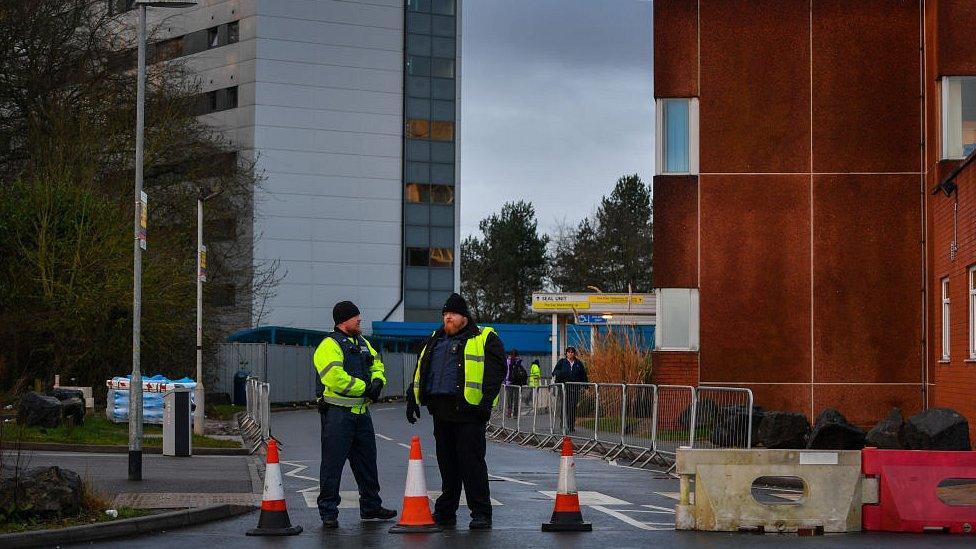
top-left (361, 507), bottom-right (397, 521)
top-left (469, 516), bottom-right (492, 530)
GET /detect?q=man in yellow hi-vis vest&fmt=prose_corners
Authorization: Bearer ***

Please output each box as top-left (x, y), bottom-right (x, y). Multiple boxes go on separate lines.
top-left (313, 301), bottom-right (396, 529)
top-left (405, 293), bottom-right (505, 530)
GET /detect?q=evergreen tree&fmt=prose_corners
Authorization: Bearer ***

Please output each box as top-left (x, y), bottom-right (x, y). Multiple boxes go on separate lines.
top-left (550, 174), bottom-right (653, 293)
top-left (461, 201), bottom-right (549, 322)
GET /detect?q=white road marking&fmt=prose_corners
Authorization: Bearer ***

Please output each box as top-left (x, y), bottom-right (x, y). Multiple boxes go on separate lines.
top-left (397, 442), bottom-right (410, 449)
top-left (488, 473), bottom-right (537, 486)
top-left (375, 433), bottom-right (393, 441)
top-left (280, 460), bottom-right (319, 483)
top-left (590, 505), bottom-right (668, 531)
top-left (642, 504), bottom-right (676, 514)
top-left (654, 491), bottom-right (680, 501)
top-left (538, 491), bottom-right (630, 506)
top-left (301, 490), bottom-right (501, 509)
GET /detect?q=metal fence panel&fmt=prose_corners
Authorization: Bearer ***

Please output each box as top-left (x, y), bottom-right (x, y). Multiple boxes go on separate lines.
top-left (594, 384), bottom-right (625, 457)
top-left (530, 384), bottom-right (561, 447)
top-left (562, 383), bottom-right (597, 444)
top-left (215, 343), bottom-right (266, 395)
top-left (693, 386), bottom-right (754, 449)
top-left (653, 385), bottom-right (696, 458)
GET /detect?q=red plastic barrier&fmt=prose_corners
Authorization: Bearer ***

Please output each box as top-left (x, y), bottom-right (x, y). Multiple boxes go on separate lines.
top-left (862, 447), bottom-right (976, 534)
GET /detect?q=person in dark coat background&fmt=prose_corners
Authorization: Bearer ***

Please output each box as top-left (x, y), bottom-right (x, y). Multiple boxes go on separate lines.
top-left (552, 346), bottom-right (587, 433)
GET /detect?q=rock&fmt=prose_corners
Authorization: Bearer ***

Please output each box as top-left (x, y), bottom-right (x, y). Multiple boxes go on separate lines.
top-left (757, 411), bottom-right (811, 449)
top-left (206, 392), bottom-right (232, 406)
top-left (61, 397), bottom-right (86, 426)
top-left (865, 408), bottom-right (905, 449)
top-left (0, 466), bottom-right (83, 517)
top-left (903, 408), bottom-right (971, 450)
top-left (47, 388), bottom-right (84, 402)
top-left (807, 408), bottom-right (866, 450)
top-left (17, 392), bottom-right (63, 428)
top-left (709, 405), bottom-right (764, 448)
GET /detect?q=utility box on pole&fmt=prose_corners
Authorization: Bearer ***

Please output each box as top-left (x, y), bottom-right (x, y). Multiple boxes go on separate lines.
top-left (163, 388), bottom-right (192, 457)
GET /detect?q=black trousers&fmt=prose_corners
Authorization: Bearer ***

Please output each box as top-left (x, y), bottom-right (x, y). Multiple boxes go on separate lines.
top-left (316, 405), bottom-right (382, 520)
top-left (432, 417), bottom-right (491, 520)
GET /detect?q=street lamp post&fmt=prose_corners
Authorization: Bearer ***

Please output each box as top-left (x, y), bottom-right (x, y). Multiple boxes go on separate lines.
top-left (195, 188), bottom-right (219, 435)
top-left (129, 0), bottom-right (198, 482)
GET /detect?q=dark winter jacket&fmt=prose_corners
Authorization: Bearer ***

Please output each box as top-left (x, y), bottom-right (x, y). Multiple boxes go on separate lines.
top-left (414, 320), bottom-right (506, 422)
top-left (552, 358), bottom-right (588, 384)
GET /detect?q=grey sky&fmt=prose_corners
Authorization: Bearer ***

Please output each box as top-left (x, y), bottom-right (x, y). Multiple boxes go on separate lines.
top-left (460, 0), bottom-right (654, 238)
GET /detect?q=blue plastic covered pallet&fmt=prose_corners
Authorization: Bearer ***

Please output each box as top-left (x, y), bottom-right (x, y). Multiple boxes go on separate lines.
top-left (105, 374), bottom-right (197, 424)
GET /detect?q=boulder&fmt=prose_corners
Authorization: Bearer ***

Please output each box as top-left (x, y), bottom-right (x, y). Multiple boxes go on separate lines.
top-left (903, 408), bottom-right (971, 450)
top-left (47, 388), bottom-right (84, 402)
top-left (865, 408), bottom-right (905, 449)
top-left (0, 466), bottom-right (83, 518)
top-left (757, 411), bottom-right (811, 449)
top-left (61, 397), bottom-right (86, 426)
top-left (17, 392), bottom-right (63, 428)
top-left (709, 405), bottom-right (764, 448)
top-left (679, 398), bottom-right (720, 429)
top-left (806, 408), bottom-right (866, 450)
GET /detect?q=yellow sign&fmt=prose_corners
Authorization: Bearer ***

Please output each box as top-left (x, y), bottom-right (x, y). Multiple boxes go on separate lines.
top-left (531, 301), bottom-right (589, 310)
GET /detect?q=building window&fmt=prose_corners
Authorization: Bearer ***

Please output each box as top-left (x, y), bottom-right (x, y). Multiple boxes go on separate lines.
top-left (227, 21), bottom-right (239, 44)
top-left (655, 98), bottom-right (699, 175)
top-left (192, 86), bottom-right (239, 116)
top-left (407, 247), bottom-right (430, 266)
top-left (406, 184), bottom-right (454, 205)
top-left (941, 76), bottom-right (976, 160)
top-left (429, 185), bottom-right (454, 205)
top-left (655, 288), bottom-right (700, 351)
top-left (430, 120), bottom-right (454, 141)
top-left (431, 58), bottom-right (455, 78)
top-left (970, 266), bottom-right (976, 360)
top-left (942, 277), bottom-right (951, 361)
top-left (207, 26), bottom-right (220, 49)
top-left (406, 119), bottom-right (431, 139)
top-left (430, 248), bottom-right (454, 267)
top-left (406, 184), bottom-right (430, 203)
top-left (431, 0), bottom-right (456, 16)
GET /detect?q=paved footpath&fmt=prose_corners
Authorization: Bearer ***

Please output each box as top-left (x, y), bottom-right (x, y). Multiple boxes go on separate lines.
top-left (69, 404), bottom-right (970, 548)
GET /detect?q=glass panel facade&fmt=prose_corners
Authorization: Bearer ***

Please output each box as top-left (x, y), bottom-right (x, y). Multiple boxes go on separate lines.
top-left (663, 99), bottom-right (690, 173)
top-left (404, 1), bottom-right (457, 320)
top-left (942, 76), bottom-right (976, 159)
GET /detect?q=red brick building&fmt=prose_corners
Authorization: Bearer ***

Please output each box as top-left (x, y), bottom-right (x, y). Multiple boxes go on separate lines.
top-left (651, 0), bottom-right (976, 435)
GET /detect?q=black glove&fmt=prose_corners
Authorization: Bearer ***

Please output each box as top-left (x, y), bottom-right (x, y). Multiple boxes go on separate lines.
top-left (365, 379), bottom-right (384, 403)
top-left (405, 384), bottom-right (421, 424)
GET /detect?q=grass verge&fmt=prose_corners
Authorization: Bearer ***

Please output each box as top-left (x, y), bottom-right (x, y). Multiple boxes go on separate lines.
top-left (0, 507), bottom-right (148, 535)
top-left (9, 416), bottom-right (240, 448)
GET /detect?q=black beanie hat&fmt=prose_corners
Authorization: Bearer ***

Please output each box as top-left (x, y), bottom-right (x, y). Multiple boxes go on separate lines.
top-left (441, 293), bottom-right (471, 319)
top-left (333, 300), bottom-right (360, 325)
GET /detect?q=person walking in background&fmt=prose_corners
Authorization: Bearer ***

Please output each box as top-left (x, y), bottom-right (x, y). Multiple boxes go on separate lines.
top-left (504, 349), bottom-right (527, 417)
top-left (528, 359), bottom-right (541, 388)
top-left (552, 346), bottom-right (587, 434)
top-left (312, 301), bottom-right (396, 529)
top-left (404, 293), bottom-right (505, 530)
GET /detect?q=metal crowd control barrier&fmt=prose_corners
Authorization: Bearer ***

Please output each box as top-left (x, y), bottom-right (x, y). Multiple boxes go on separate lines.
top-left (239, 377), bottom-right (271, 451)
top-left (693, 386), bottom-right (754, 449)
top-left (484, 382), bottom-right (753, 472)
top-left (675, 448), bottom-right (867, 533)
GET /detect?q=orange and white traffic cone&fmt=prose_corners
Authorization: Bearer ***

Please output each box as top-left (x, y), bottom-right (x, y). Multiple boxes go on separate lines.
top-left (389, 435), bottom-right (441, 533)
top-left (246, 438), bottom-right (303, 536)
top-left (542, 436), bottom-right (592, 532)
